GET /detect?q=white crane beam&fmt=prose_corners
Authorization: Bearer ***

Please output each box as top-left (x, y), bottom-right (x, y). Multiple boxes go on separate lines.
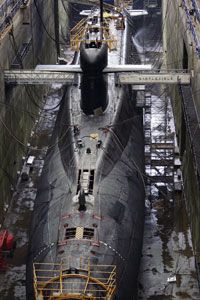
top-left (4, 69), bottom-right (191, 85)
top-left (4, 70), bottom-right (74, 85)
top-left (119, 72), bottom-right (191, 85)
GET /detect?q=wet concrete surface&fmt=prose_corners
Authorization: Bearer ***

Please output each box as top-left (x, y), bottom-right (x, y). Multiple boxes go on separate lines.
top-left (138, 193), bottom-right (200, 300)
top-left (0, 85), bottom-right (63, 300)
top-left (132, 10), bottom-right (199, 298)
top-left (138, 87), bottom-right (200, 300)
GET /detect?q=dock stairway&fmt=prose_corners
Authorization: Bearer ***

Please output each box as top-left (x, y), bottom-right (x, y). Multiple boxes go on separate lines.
top-left (141, 91), bottom-right (175, 201)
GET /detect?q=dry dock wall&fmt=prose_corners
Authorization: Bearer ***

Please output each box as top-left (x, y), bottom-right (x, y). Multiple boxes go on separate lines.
top-left (0, 0), bottom-right (57, 224)
top-left (163, 0), bottom-right (200, 269)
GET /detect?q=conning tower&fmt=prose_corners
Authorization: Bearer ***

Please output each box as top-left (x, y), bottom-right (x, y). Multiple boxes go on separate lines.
top-left (80, 1), bottom-right (108, 115)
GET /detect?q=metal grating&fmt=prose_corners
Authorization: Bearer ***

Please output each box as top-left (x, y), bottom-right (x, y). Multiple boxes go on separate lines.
top-left (75, 227), bottom-right (84, 239)
top-left (65, 227), bottom-right (94, 240)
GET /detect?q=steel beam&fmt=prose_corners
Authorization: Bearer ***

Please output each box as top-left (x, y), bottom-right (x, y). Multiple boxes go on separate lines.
top-left (4, 69), bottom-right (191, 86)
top-left (119, 72), bottom-right (191, 84)
top-left (4, 70), bottom-right (74, 85)
top-left (35, 64), bottom-right (152, 72)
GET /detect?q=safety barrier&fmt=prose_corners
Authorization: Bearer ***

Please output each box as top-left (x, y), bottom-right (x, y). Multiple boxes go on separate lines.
top-left (33, 258), bottom-right (116, 300)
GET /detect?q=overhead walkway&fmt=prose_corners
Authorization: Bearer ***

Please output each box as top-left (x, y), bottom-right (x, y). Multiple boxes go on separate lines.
top-left (4, 69), bottom-right (191, 85)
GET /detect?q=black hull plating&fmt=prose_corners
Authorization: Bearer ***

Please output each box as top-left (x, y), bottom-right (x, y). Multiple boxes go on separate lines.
top-left (80, 73), bottom-right (108, 115)
top-left (80, 42), bottom-right (108, 115)
top-left (27, 12), bottom-right (145, 300)
top-left (27, 85), bottom-right (145, 300)
top-left (80, 42), bottom-right (108, 73)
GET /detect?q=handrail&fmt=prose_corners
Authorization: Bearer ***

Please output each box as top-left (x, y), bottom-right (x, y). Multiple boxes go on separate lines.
top-left (83, 259), bottom-right (91, 294)
top-left (71, 17), bottom-right (87, 36)
top-left (33, 260), bottom-right (116, 300)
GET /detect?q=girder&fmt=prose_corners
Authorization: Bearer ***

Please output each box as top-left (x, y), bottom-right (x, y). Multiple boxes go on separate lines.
top-left (4, 70), bottom-right (74, 85)
top-left (119, 71), bottom-right (191, 85)
top-left (4, 69), bottom-right (191, 85)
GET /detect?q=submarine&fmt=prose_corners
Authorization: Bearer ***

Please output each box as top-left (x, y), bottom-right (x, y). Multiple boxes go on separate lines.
top-left (27, 1), bottom-right (146, 299)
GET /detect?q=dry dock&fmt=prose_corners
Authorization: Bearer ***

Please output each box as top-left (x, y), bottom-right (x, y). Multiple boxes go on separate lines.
top-left (0, 0), bottom-right (200, 299)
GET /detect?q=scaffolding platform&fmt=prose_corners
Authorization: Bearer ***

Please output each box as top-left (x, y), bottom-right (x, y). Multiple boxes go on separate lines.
top-left (33, 259), bottom-right (116, 300)
top-left (144, 91), bottom-right (175, 199)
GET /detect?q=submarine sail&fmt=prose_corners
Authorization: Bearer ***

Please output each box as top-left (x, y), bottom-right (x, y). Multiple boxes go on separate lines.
top-left (27, 1), bottom-right (145, 299)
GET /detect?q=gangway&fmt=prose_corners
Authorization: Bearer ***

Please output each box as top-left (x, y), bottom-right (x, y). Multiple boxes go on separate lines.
top-left (4, 69), bottom-right (191, 85)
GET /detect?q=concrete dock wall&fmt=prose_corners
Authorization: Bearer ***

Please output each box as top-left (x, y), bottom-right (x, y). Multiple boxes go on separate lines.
top-left (0, 0), bottom-right (56, 224)
top-left (163, 0), bottom-right (200, 264)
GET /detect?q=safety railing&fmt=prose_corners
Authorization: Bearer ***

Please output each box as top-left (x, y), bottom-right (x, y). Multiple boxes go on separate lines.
top-left (103, 27), bottom-right (117, 50)
top-left (33, 258), bottom-right (116, 300)
top-left (70, 17), bottom-right (87, 51)
top-left (70, 25), bottom-right (117, 52)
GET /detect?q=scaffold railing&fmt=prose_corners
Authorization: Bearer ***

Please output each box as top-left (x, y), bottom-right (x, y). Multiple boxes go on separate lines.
top-left (70, 21), bottom-right (117, 52)
top-left (33, 258), bottom-right (116, 300)
top-left (70, 17), bottom-right (87, 51)
top-left (70, 9), bottom-right (119, 52)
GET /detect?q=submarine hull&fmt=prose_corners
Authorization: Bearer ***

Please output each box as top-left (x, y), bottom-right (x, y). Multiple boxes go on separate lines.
top-left (27, 85), bottom-right (145, 300)
top-left (27, 7), bottom-right (145, 300)
top-left (80, 73), bottom-right (108, 115)
top-left (80, 42), bottom-right (108, 73)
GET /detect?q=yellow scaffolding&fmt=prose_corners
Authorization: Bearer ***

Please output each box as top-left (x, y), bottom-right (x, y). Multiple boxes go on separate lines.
top-left (70, 18), bottom-right (117, 52)
top-left (33, 258), bottom-right (116, 300)
top-left (70, 17), bottom-right (88, 51)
